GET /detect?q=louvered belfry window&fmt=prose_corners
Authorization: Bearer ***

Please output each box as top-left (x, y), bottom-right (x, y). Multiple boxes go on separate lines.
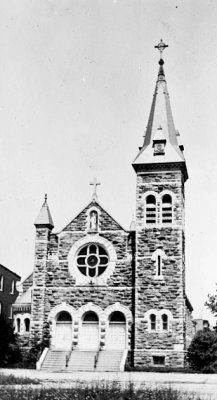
top-left (162, 314), bottom-right (168, 330)
top-left (146, 195), bottom-right (156, 224)
top-left (162, 194), bottom-right (172, 224)
top-left (150, 314), bottom-right (156, 330)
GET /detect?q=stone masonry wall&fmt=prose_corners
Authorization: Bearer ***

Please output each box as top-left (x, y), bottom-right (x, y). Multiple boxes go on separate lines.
top-left (32, 201), bottom-right (134, 347)
top-left (31, 227), bottom-right (52, 341)
top-left (135, 168), bottom-right (186, 367)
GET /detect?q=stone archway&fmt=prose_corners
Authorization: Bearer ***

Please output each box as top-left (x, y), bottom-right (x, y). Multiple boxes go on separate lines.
top-left (54, 311), bottom-right (72, 350)
top-left (104, 303), bottom-right (132, 350)
top-left (79, 311), bottom-right (99, 350)
top-left (48, 303), bottom-right (75, 350)
top-left (106, 311), bottom-right (126, 349)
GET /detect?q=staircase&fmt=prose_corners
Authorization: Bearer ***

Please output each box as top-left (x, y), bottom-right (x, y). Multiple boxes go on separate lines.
top-left (67, 350), bottom-right (96, 371)
top-left (39, 349), bottom-right (126, 371)
top-left (96, 350), bottom-right (124, 371)
top-left (40, 349), bottom-right (68, 371)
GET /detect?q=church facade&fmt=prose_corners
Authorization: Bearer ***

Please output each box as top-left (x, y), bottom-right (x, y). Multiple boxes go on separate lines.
top-left (13, 41), bottom-right (194, 370)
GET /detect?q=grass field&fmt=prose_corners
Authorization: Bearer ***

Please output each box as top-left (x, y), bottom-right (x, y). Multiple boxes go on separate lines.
top-left (0, 376), bottom-right (205, 400)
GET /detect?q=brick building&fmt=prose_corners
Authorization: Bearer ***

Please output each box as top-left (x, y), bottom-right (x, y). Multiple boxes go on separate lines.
top-left (0, 264), bottom-right (20, 321)
top-left (13, 41), bottom-right (194, 371)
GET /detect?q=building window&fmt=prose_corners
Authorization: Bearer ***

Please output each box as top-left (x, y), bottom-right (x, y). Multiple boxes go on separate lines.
top-left (17, 318), bottom-right (21, 333)
top-left (10, 280), bottom-right (15, 295)
top-left (153, 356), bottom-right (165, 365)
top-left (150, 314), bottom-right (156, 331)
top-left (146, 195), bottom-right (156, 224)
top-left (151, 249), bottom-right (165, 279)
top-left (162, 194), bottom-right (172, 224)
top-left (0, 302), bottom-right (2, 315)
top-left (83, 311), bottom-right (99, 324)
top-left (9, 305), bottom-right (13, 319)
top-left (162, 314), bottom-right (168, 331)
top-left (24, 318), bottom-right (30, 332)
top-left (56, 311), bottom-right (72, 322)
top-left (77, 244), bottom-right (109, 278)
top-left (157, 255), bottom-right (162, 276)
top-left (0, 275), bottom-right (4, 291)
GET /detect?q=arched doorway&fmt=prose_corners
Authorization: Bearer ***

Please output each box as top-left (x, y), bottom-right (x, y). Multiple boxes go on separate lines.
top-left (79, 311), bottom-right (99, 350)
top-left (106, 311), bottom-right (126, 349)
top-left (54, 311), bottom-right (72, 350)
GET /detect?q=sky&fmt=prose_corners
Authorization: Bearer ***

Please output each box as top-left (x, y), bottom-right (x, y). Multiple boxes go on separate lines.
top-left (0, 0), bottom-right (216, 323)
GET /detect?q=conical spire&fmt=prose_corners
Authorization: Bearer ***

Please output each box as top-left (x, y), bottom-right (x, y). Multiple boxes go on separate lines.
top-left (129, 214), bottom-right (136, 231)
top-left (34, 194), bottom-right (54, 229)
top-left (133, 41), bottom-right (188, 180)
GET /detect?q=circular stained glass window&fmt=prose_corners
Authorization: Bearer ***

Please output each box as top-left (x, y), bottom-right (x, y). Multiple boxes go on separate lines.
top-left (77, 244), bottom-right (109, 278)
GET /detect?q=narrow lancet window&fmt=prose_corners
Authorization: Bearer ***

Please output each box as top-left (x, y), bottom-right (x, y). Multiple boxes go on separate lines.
top-left (162, 194), bottom-right (172, 224)
top-left (157, 255), bottom-right (162, 276)
top-left (146, 195), bottom-right (156, 224)
top-left (162, 314), bottom-right (168, 331)
top-left (150, 314), bottom-right (156, 330)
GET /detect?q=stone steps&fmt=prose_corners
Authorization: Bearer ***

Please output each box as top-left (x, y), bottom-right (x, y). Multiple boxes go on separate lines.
top-left (67, 350), bottom-right (96, 371)
top-left (40, 349), bottom-right (125, 371)
top-left (41, 350), bottom-right (68, 371)
top-left (96, 350), bottom-right (124, 371)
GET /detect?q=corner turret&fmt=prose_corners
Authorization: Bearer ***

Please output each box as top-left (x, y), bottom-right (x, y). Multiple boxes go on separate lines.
top-left (34, 194), bottom-right (54, 230)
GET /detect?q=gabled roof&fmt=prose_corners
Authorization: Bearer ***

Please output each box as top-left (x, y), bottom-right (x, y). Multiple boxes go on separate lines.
top-left (0, 264), bottom-right (20, 279)
top-left (14, 288), bottom-right (31, 305)
top-left (34, 195), bottom-right (54, 229)
top-left (61, 199), bottom-right (126, 233)
top-left (132, 57), bottom-right (188, 178)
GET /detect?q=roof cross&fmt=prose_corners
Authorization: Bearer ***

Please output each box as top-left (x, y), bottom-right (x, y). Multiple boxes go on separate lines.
top-left (154, 39), bottom-right (168, 58)
top-left (90, 178), bottom-right (101, 202)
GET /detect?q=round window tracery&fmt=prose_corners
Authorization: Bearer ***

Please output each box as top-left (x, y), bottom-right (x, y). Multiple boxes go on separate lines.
top-left (77, 244), bottom-right (109, 278)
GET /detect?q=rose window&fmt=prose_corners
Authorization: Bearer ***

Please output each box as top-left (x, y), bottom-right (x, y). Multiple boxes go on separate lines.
top-left (77, 244), bottom-right (109, 278)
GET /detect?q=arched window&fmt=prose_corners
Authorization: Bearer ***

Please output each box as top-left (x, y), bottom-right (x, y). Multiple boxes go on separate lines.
top-left (157, 254), bottom-right (162, 276)
top-left (150, 314), bottom-right (156, 331)
top-left (83, 311), bottom-right (99, 324)
top-left (24, 318), bottom-right (30, 332)
top-left (109, 311), bottom-right (125, 324)
top-left (56, 311), bottom-right (72, 322)
top-left (146, 195), bottom-right (156, 224)
top-left (17, 318), bottom-right (21, 333)
top-left (162, 314), bottom-right (168, 331)
top-left (162, 194), bottom-right (172, 224)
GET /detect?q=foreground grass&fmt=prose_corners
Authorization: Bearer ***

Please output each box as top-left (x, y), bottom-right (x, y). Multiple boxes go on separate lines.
top-left (0, 383), bottom-right (204, 400)
top-left (0, 373), bottom-right (39, 385)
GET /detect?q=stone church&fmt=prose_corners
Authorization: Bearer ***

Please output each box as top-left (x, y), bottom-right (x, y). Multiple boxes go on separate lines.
top-left (12, 41), bottom-right (194, 371)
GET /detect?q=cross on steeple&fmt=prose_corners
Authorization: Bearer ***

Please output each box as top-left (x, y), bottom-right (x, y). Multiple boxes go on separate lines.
top-left (90, 178), bottom-right (101, 202)
top-left (154, 39), bottom-right (168, 59)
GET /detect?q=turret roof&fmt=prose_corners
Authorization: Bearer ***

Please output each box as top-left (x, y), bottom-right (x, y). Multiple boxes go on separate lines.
top-left (34, 194), bottom-right (54, 228)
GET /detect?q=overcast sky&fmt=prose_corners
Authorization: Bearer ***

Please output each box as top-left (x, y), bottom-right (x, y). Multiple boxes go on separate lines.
top-left (0, 0), bottom-right (216, 323)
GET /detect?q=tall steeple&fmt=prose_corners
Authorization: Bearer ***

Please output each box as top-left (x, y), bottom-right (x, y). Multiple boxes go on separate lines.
top-left (133, 40), bottom-right (188, 181)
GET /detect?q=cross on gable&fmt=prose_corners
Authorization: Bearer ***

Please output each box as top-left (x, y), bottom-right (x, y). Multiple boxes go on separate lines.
top-left (90, 178), bottom-right (101, 201)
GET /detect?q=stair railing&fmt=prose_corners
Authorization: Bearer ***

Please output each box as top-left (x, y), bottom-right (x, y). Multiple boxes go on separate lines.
top-left (94, 346), bottom-right (101, 369)
top-left (66, 346), bottom-right (73, 368)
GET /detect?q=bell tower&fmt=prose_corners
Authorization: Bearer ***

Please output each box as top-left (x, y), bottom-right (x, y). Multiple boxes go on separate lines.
top-left (132, 40), bottom-right (189, 368)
